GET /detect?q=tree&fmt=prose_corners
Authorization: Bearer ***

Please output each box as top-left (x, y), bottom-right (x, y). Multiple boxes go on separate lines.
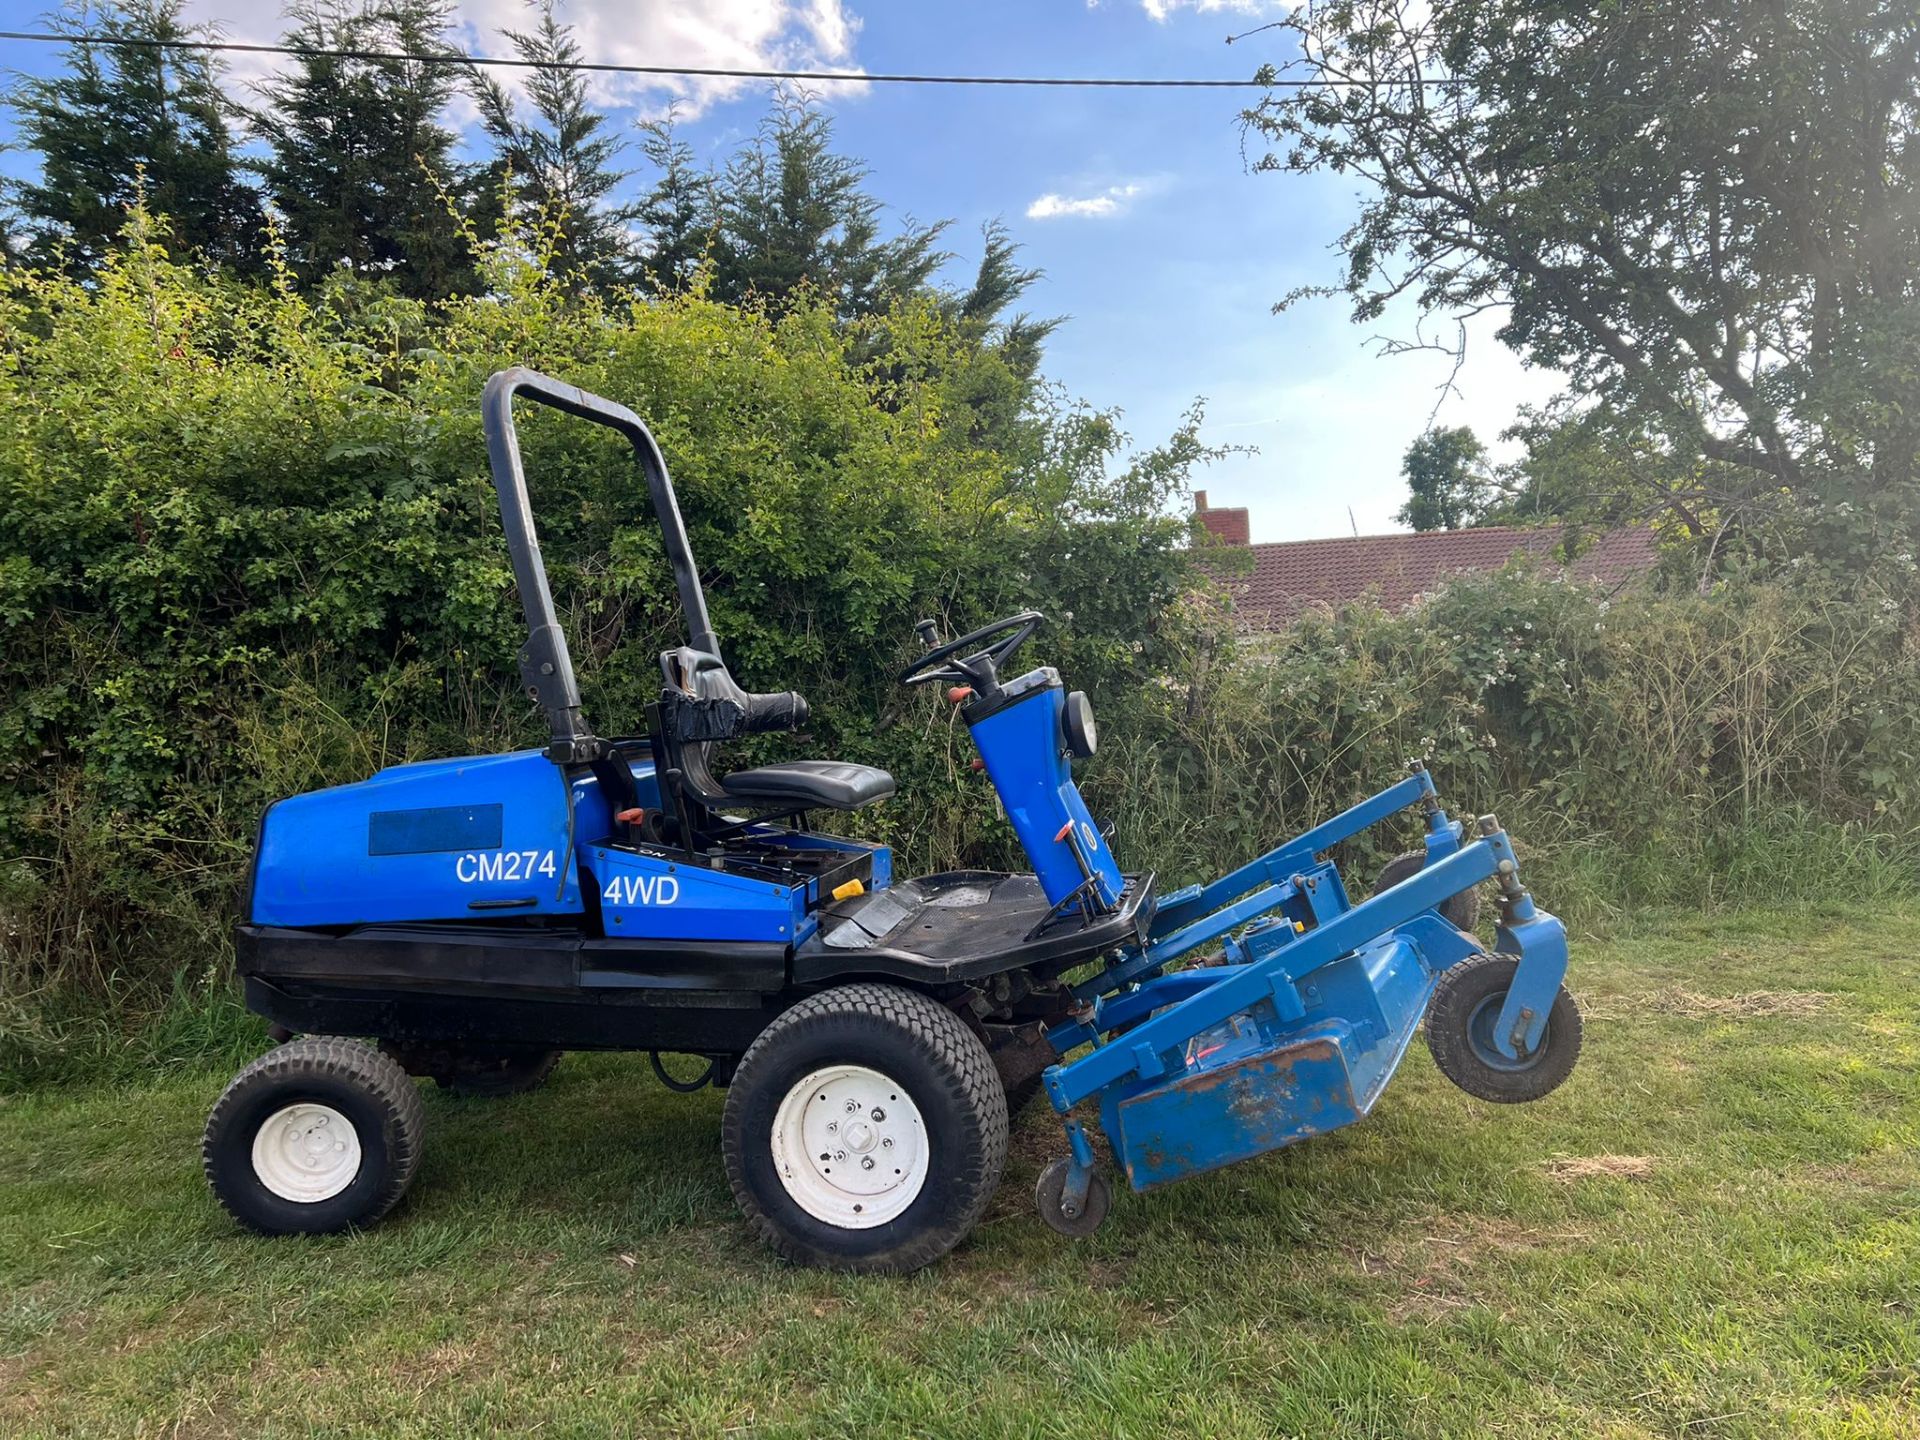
top-left (10, 0), bottom-right (263, 274)
top-left (468, 0), bottom-right (638, 292)
top-left (633, 111), bottom-right (715, 294)
top-left (944, 219), bottom-right (1060, 384)
top-left (1478, 405), bottom-right (1678, 534)
top-left (710, 96), bottom-right (950, 320)
top-left (1397, 426), bottom-right (1491, 531)
top-left (252, 0), bottom-right (474, 298)
top-left (1243, 0), bottom-right (1920, 573)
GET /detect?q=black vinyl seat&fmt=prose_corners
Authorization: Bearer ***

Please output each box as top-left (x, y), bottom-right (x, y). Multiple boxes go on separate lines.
top-left (656, 647), bottom-right (894, 817)
top-left (721, 759), bottom-right (896, 811)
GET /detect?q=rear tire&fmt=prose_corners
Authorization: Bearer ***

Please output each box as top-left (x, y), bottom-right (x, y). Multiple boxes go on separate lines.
top-left (1425, 953), bottom-right (1581, 1103)
top-left (1376, 849), bottom-right (1481, 931)
top-left (723, 984), bottom-right (1009, 1273)
top-left (204, 1037), bottom-right (425, 1235)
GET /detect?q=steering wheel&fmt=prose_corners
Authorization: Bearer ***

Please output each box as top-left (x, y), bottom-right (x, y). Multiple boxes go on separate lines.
top-left (899, 611), bottom-right (1045, 688)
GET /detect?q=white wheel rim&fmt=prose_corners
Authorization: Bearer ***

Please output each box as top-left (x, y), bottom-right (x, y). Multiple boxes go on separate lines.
top-left (251, 1102), bottom-right (363, 1203)
top-left (770, 1065), bottom-right (929, 1229)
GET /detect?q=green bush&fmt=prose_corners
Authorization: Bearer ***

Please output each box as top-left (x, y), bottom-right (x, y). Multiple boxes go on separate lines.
top-left (0, 215), bottom-right (1205, 1050)
top-left (3, 216), bottom-right (1916, 1082)
top-left (1102, 566), bottom-right (1920, 912)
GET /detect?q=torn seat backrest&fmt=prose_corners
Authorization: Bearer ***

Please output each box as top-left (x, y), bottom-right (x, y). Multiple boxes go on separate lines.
top-left (657, 647), bottom-right (809, 807)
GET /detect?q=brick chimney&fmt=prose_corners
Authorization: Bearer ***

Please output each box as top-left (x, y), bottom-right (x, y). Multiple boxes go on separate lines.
top-left (1194, 489), bottom-right (1250, 546)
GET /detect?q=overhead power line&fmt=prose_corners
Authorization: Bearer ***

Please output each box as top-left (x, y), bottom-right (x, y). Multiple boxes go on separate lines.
top-left (0, 28), bottom-right (1268, 87)
top-left (0, 28), bottom-right (1460, 89)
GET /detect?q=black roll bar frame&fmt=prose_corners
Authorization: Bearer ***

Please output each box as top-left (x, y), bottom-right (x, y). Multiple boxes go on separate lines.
top-left (481, 367), bottom-right (719, 763)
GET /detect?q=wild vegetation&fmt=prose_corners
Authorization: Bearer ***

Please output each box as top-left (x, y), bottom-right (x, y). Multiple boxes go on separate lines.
top-left (1, 0), bottom-right (1916, 1085)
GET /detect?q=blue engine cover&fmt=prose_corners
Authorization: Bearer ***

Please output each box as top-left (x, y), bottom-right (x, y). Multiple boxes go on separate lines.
top-left (251, 750), bottom-right (654, 929)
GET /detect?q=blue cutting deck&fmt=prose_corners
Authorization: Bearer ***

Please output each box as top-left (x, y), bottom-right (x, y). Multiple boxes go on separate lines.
top-left (1039, 767), bottom-right (1572, 1192)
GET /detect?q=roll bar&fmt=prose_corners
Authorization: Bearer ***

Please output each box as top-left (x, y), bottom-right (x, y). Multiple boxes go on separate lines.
top-left (481, 367), bottom-right (718, 763)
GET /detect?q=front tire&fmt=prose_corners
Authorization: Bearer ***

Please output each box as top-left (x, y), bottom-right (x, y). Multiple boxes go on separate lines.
top-left (203, 1037), bottom-right (426, 1235)
top-left (723, 984), bottom-right (1009, 1273)
top-left (1376, 849), bottom-right (1481, 931)
top-left (1425, 953), bottom-right (1582, 1103)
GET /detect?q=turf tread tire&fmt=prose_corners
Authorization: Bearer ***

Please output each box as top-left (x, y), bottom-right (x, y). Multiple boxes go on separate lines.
top-left (1377, 849), bottom-right (1481, 932)
top-left (722, 983), bottom-right (1008, 1274)
top-left (1425, 953), bottom-right (1582, 1104)
top-left (203, 1036), bottom-right (426, 1235)
top-left (1004, 1072), bottom-right (1045, 1119)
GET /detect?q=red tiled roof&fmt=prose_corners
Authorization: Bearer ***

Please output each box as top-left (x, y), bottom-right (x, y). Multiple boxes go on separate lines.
top-left (1219, 525), bottom-right (1658, 628)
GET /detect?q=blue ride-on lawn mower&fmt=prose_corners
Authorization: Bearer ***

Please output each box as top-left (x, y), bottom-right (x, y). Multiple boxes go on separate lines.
top-left (203, 369), bottom-right (1582, 1272)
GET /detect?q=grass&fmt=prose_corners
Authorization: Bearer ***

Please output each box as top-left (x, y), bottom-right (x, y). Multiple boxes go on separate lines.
top-left (2, 903), bottom-right (1917, 1438)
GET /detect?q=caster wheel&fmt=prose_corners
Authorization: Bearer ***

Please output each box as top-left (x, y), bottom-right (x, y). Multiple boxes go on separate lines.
top-left (203, 1037), bottom-right (426, 1235)
top-left (1426, 953), bottom-right (1582, 1103)
top-left (1376, 850), bottom-right (1481, 931)
top-left (723, 983), bottom-right (1009, 1274)
top-left (1035, 1158), bottom-right (1112, 1238)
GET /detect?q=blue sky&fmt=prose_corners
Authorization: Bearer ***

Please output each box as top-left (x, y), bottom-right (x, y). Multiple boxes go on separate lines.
top-left (0, 0), bottom-right (1563, 541)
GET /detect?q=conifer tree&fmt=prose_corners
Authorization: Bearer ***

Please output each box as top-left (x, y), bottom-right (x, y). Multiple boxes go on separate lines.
top-left (11, 0), bottom-right (263, 274)
top-left (252, 0), bottom-right (474, 298)
top-left (469, 0), bottom-right (639, 291)
top-left (710, 95), bottom-right (948, 319)
top-left (633, 110), bottom-right (716, 295)
top-left (947, 220), bottom-right (1059, 384)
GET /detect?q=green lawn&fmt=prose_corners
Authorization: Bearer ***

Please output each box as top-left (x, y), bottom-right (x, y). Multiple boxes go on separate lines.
top-left (3, 905), bottom-right (1917, 1439)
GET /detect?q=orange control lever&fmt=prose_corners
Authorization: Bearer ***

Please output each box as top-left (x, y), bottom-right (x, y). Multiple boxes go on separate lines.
top-left (947, 685), bottom-right (974, 704)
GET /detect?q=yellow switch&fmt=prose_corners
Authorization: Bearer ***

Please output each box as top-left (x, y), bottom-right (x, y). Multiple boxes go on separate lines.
top-left (831, 879), bottom-right (866, 902)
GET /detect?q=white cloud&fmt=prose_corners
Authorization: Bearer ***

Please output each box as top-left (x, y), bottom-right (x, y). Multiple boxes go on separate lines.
top-left (1140, 0), bottom-right (1270, 22)
top-left (1026, 182), bottom-right (1143, 221)
top-left (178, 0), bottom-right (867, 121)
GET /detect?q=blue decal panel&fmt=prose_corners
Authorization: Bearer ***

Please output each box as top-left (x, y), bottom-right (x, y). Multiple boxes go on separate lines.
top-left (368, 804), bottom-right (503, 856)
top-left (253, 751), bottom-right (590, 927)
top-left (587, 845), bottom-right (808, 945)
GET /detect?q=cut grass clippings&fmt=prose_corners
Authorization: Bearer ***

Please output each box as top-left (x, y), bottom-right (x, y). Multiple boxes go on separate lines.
top-left (1542, 1153), bottom-right (1657, 1182)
